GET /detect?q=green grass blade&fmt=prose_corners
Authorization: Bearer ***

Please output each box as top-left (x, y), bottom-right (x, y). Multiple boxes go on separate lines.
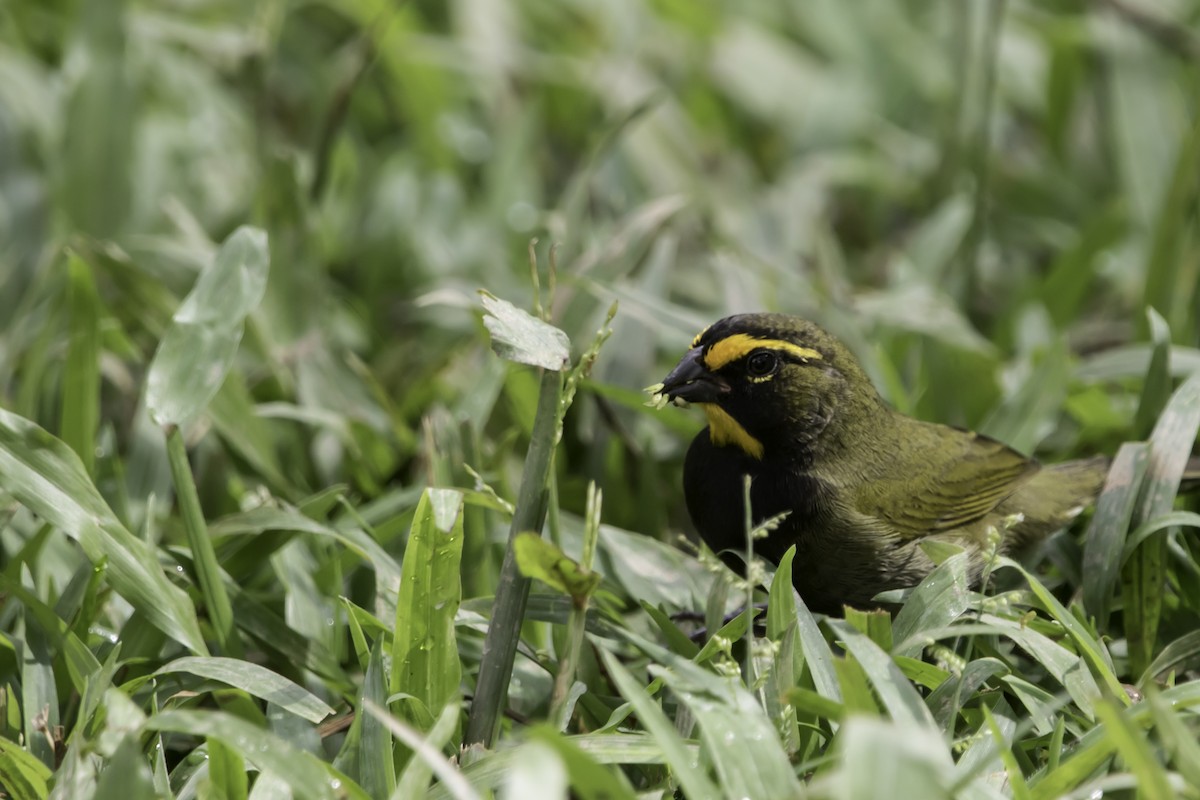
top-left (0, 573), bottom-right (101, 691)
top-left (891, 550), bottom-right (972, 656)
top-left (1082, 442), bottom-right (1149, 629)
top-left (0, 408), bottom-right (207, 654)
top-left (60, 252), bottom-right (101, 475)
top-left (392, 704), bottom-right (464, 800)
top-left (980, 613), bottom-right (1101, 718)
top-left (522, 727), bottom-right (638, 800)
top-left (1133, 308), bottom-right (1172, 436)
top-left (663, 674), bottom-right (803, 799)
top-left (206, 737), bottom-right (249, 800)
top-left (1126, 372), bottom-right (1200, 677)
top-left (59, 0), bottom-right (132, 238)
top-left (361, 639), bottom-right (396, 799)
top-left (979, 703), bottom-right (1031, 800)
top-left (1145, 687), bottom-right (1200, 789)
top-left (392, 489), bottom-right (464, 724)
top-left (145, 708), bottom-right (366, 800)
top-left (1121, 510), bottom-right (1200, 562)
top-left (597, 649), bottom-right (720, 800)
top-left (999, 559), bottom-right (1123, 700)
top-left (830, 717), bottom-right (956, 799)
top-left (0, 735), bottom-right (52, 800)
top-left (209, 505), bottom-right (402, 586)
top-left (774, 547), bottom-right (842, 701)
top-left (165, 425), bottom-right (238, 656)
top-left (827, 620), bottom-right (937, 729)
top-left (91, 736), bottom-right (158, 800)
top-left (1139, 627), bottom-right (1200, 686)
top-left (154, 657), bottom-right (335, 724)
top-left (1093, 700), bottom-right (1173, 800)
top-left (16, 625), bottom-right (57, 770)
top-left (1141, 102), bottom-right (1200, 338)
top-left (927, 658), bottom-right (1008, 733)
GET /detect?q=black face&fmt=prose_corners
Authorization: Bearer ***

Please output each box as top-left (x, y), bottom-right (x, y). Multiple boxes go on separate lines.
top-left (659, 314), bottom-right (850, 455)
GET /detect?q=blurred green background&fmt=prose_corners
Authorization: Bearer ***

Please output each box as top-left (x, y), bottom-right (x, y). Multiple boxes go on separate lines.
top-left (3, 0), bottom-right (1199, 483)
top-left (3, 0), bottom-right (1200, 797)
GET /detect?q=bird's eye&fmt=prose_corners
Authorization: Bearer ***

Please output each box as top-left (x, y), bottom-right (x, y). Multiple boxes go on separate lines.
top-left (746, 350), bottom-right (778, 377)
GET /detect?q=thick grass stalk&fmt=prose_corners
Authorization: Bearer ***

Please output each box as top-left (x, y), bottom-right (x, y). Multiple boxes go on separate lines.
top-left (165, 425), bottom-right (241, 657)
top-left (464, 368), bottom-right (563, 747)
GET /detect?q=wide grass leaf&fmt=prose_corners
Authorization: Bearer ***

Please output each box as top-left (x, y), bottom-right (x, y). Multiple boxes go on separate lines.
top-left (979, 613), bottom-right (1100, 718)
top-left (999, 558), bottom-right (1122, 700)
top-left (0, 408), bottom-right (207, 654)
top-left (891, 549), bottom-right (973, 656)
top-left (92, 736), bottom-right (157, 800)
top-left (827, 620), bottom-right (937, 729)
top-left (145, 708), bottom-right (366, 800)
top-left (146, 225), bottom-right (269, 428)
top-left (829, 717), bottom-right (956, 800)
top-left (209, 505), bottom-right (402, 586)
top-left (392, 489), bottom-right (465, 720)
top-left (154, 657), bottom-right (336, 724)
top-left (521, 726), bottom-right (637, 800)
top-left (480, 292), bottom-right (570, 371)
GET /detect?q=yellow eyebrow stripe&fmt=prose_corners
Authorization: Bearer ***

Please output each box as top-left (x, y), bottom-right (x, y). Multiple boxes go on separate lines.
top-left (702, 334), bottom-right (823, 371)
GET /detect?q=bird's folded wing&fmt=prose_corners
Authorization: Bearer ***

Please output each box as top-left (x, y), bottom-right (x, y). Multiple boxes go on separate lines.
top-left (858, 432), bottom-right (1039, 539)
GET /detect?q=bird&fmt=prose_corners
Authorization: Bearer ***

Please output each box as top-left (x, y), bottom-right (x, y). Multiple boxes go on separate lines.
top-left (650, 312), bottom-right (1195, 614)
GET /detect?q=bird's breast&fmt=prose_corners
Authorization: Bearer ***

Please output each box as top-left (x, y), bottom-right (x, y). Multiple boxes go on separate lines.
top-left (682, 429), bottom-right (830, 560)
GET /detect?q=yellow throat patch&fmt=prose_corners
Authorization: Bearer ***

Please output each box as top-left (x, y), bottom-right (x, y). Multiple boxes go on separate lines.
top-left (699, 403), bottom-right (764, 459)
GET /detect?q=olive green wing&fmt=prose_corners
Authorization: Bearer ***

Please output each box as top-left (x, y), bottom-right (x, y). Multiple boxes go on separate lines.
top-left (857, 429), bottom-right (1039, 540)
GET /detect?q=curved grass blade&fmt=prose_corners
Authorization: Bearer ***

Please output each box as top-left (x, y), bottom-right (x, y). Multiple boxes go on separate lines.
top-left (154, 657), bottom-right (335, 724)
top-left (1126, 372), bottom-right (1200, 677)
top-left (598, 649), bottom-right (720, 800)
top-left (0, 409), bottom-right (207, 654)
top-left (1082, 442), bottom-right (1148, 629)
top-left (364, 701), bottom-right (479, 800)
top-left (826, 619), bottom-right (937, 730)
top-left (145, 708), bottom-right (365, 800)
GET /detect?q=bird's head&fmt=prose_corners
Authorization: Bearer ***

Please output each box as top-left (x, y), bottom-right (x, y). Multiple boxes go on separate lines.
top-left (655, 314), bottom-right (882, 460)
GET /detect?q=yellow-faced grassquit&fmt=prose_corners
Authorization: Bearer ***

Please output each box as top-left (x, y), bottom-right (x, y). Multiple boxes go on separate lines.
top-left (652, 313), bottom-right (1198, 614)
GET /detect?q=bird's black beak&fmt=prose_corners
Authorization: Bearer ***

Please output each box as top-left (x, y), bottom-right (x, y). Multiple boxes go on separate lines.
top-left (659, 347), bottom-right (729, 403)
